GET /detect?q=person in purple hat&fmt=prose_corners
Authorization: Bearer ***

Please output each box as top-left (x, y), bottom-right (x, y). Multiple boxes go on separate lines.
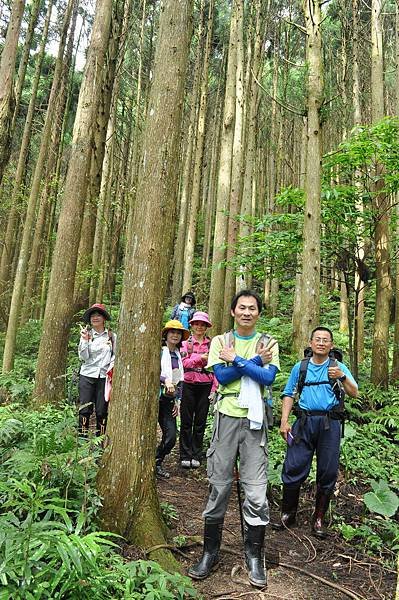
top-left (179, 311), bottom-right (216, 469)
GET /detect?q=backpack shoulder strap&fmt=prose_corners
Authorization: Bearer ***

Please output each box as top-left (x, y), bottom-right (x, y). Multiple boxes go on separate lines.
top-left (297, 357), bottom-right (310, 397)
top-left (108, 329), bottom-right (115, 355)
top-left (224, 330), bottom-right (234, 348)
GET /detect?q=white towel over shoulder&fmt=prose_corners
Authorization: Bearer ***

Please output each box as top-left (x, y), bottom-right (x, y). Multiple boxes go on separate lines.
top-left (238, 376), bottom-right (264, 430)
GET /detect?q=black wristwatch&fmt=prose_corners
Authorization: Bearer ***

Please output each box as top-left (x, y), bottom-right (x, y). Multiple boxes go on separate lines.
top-left (338, 374), bottom-right (347, 382)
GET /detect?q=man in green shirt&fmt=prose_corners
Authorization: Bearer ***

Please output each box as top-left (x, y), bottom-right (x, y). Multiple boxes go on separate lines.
top-left (188, 290), bottom-right (279, 588)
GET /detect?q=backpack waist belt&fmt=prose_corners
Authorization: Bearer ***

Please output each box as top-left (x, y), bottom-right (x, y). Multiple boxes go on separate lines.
top-left (293, 408), bottom-right (345, 443)
top-left (185, 367), bottom-right (208, 374)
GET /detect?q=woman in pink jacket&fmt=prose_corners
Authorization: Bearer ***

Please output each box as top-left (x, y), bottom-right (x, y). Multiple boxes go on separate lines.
top-left (179, 311), bottom-right (216, 468)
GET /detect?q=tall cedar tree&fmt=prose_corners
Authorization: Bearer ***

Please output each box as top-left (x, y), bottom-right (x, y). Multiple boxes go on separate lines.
top-left (33, 0), bottom-right (114, 403)
top-left (97, 0), bottom-right (193, 571)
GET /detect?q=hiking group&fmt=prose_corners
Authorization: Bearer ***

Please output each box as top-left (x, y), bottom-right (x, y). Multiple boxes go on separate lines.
top-left (77, 289), bottom-right (358, 589)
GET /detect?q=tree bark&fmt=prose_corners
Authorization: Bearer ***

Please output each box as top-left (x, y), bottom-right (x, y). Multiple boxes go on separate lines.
top-left (293, 0), bottom-right (323, 354)
top-left (222, 0), bottom-right (244, 332)
top-left (97, 0), bottom-right (192, 570)
top-left (2, 0), bottom-right (75, 373)
top-left (33, 0), bottom-right (114, 402)
top-left (0, 0), bottom-right (53, 298)
top-left (208, 0), bottom-right (238, 333)
top-left (182, 0), bottom-right (214, 292)
top-left (370, 0), bottom-right (391, 388)
top-left (0, 0), bottom-right (26, 185)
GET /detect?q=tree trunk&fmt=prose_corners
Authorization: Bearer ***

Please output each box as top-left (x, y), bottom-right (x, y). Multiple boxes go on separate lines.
top-left (208, 0), bottom-right (238, 333)
top-left (222, 0), bottom-right (244, 332)
top-left (2, 0), bottom-right (75, 373)
top-left (0, 0), bottom-right (53, 297)
top-left (392, 3), bottom-right (399, 380)
top-left (0, 0), bottom-right (26, 185)
top-left (97, 0), bottom-right (192, 570)
top-left (370, 0), bottom-right (391, 388)
top-left (293, 0), bottom-right (323, 354)
top-left (182, 0), bottom-right (214, 292)
top-left (11, 0), bottom-right (41, 134)
top-left (33, 0), bottom-right (114, 403)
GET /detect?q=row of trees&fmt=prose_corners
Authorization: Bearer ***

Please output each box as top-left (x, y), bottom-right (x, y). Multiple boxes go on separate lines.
top-left (1, 0), bottom-right (399, 560)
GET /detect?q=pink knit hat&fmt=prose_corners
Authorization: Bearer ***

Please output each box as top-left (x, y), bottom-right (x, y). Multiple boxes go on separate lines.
top-left (189, 311), bottom-right (212, 327)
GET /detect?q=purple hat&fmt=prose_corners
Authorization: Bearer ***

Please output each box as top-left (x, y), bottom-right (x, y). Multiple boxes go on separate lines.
top-left (189, 311), bottom-right (212, 327)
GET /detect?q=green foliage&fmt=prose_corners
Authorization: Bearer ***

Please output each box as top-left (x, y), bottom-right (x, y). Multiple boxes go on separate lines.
top-left (0, 403), bottom-right (200, 599)
top-left (160, 502), bottom-right (179, 527)
top-left (363, 480), bottom-right (399, 518)
top-left (338, 518), bottom-right (399, 560)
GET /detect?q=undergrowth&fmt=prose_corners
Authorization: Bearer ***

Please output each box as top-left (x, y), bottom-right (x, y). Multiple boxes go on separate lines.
top-left (0, 403), bottom-right (199, 599)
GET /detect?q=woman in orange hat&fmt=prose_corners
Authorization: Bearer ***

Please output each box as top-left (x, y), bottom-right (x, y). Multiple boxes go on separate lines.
top-left (156, 320), bottom-right (189, 478)
top-left (78, 303), bottom-right (115, 436)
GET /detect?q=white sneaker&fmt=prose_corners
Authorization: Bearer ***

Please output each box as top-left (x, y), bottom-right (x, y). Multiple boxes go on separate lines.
top-left (181, 460), bottom-right (191, 468)
top-left (191, 459), bottom-right (200, 468)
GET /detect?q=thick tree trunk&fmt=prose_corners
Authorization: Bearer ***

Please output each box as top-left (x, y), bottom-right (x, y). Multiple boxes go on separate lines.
top-left (208, 0), bottom-right (238, 333)
top-left (370, 0), bottom-right (391, 388)
top-left (293, 0), bottom-right (323, 354)
top-left (222, 0), bottom-right (244, 332)
top-left (0, 0), bottom-right (26, 185)
top-left (33, 0), bottom-right (114, 403)
top-left (97, 0), bottom-right (192, 570)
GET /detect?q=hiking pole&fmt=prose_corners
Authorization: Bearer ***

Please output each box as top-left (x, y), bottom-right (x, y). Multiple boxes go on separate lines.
top-left (234, 456), bottom-right (245, 543)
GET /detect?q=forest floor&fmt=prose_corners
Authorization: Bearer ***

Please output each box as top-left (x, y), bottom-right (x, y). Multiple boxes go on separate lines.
top-left (155, 447), bottom-right (397, 600)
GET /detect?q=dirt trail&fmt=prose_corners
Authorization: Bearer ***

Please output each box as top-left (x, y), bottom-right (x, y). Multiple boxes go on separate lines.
top-left (157, 450), bottom-right (396, 600)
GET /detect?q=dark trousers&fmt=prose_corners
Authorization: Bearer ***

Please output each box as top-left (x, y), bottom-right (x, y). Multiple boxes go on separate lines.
top-left (282, 415), bottom-right (341, 494)
top-left (180, 381), bottom-right (212, 461)
top-left (78, 375), bottom-right (108, 435)
top-left (156, 395), bottom-right (177, 463)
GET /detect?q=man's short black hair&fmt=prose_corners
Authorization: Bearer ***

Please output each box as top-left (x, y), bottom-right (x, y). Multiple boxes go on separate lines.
top-left (310, 326), bottom-right (334, 342)
top-left (231, 289), bottom-right (262, 313)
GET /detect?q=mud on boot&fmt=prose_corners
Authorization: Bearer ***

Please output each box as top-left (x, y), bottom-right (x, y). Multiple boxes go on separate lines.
top-left (244, 523), bottom-right (267, 588)
top-left (311, 488), bottom-right (331, 540)
top-left (188, 519), bottom-right (223, 580)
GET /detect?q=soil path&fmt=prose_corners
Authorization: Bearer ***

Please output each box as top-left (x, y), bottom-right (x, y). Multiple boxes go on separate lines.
top-left (157, 450), bottom-right (396, 600)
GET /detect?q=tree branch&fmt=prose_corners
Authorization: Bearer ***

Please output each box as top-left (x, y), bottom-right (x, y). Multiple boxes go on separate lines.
top-left (252, 70), bottom-right (306, 117)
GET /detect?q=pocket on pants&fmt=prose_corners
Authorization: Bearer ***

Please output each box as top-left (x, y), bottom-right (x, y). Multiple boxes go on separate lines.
top-left (206, 445), bottom-right (216, 479)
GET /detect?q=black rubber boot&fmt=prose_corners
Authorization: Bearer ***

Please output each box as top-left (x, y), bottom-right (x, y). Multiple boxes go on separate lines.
top-left (244, 524), bottom-right (267, 588)
top-left (188, 519), bottom-right (223, 580)
top-left (96, 416), bottom-right (107, 437)
top-left (272, 485), bottom-right (300, 530)
top-left (311, 488), bottom-right (331, 540)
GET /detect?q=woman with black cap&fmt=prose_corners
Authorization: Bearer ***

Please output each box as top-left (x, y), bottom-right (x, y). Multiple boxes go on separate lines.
top-left (171, 292), bottom-right (196, 330)
top-left (78, 303), bottom-right (116, 436)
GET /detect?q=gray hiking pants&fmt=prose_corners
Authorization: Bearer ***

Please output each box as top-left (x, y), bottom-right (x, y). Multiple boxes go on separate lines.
top-left (203, 412), bottom-right (269, 526)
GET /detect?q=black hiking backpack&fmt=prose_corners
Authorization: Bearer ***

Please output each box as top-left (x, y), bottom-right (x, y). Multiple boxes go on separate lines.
top-left (295, 347), bottom-right (346, 434)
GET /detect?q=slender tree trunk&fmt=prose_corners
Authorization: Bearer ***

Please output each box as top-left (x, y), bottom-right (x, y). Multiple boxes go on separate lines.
top-left (0, 0), bottom-right (26, 185)
top-left (11, 0), bottom-right (41, 134)
top-left (0, 0), bottom-right (53, 296)
top-left (370, 0), bottom-right (391, 387)
top-left (182, 0), bottom-right (214, 291)
top-left (208, 0), bottom-right (239, 332)
top-left (2, 0), bottom-right (75, 373)
top-left (97, 0), bottom-right (192, 569)
top-left (33, 0), bottom-right (114, 403)
top-left (293, 0), bottom-right (323, 354)
top-left (392, 3), bottom-right (399, 380)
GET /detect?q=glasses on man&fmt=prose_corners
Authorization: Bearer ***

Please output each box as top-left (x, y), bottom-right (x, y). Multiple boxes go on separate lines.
top-left (313, 337), bottom-right (332, 344)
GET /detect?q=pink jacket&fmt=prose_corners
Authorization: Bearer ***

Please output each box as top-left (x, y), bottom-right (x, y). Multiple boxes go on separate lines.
top-left (181, 336), bottom-right (217, 392)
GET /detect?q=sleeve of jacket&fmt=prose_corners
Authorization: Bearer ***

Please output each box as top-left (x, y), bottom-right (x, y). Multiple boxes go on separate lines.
top-left (232, 355), bottom-right (278, 386)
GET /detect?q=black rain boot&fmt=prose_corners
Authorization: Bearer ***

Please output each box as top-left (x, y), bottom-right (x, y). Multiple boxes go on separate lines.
top-left (244, 523), bottom-right (267, 588)
top-left (272, 485), bottom-right (300, 530)
top-left (188, 519), bottom-right (223, 580)
top-left (96, 416), bottom-right (107, 437)
top-left (78, 415), bottom-right (89, 438)
top-left (311, 488), bottom-right (331, 540)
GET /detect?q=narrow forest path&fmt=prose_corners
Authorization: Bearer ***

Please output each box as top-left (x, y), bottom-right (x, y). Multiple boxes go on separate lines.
top-left (156, 448), bottom-right (396, 600)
